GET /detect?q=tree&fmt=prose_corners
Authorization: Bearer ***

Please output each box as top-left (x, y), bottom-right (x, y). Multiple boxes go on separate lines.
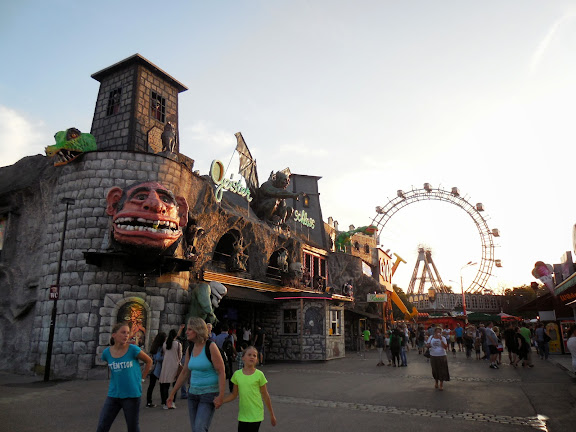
top-left (501, 285), bottom-right (539, 317)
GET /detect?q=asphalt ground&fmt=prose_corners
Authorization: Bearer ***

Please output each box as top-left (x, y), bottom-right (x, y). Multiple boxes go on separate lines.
top-left (0, 348), bottom-right (575, 432)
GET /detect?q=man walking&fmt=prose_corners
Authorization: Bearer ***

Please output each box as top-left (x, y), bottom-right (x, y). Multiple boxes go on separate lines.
top-left (254, 322), bottom-right (266, 365)
top-left (485, 322), bottom-right (500, 369)
top-left (455, 323), bottom-right (464, 352)
top-left (478, 324), bottom-right (489, 360)
top-left (520, 323), bottom-right (535, 367)
top-left (535, 323), bottom-right (550, 360)
top-left (363, 327), bottom-right (371, 350)
top-left (375, 329), bottom-right (385, 366)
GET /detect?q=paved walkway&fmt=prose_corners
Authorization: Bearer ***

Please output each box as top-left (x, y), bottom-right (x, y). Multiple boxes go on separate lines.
top-left (0, 348), bottom-right (574, 432)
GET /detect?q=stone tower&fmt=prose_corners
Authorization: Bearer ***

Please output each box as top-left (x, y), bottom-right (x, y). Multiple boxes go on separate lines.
top-left (90, 54), bottom-right (188, 153)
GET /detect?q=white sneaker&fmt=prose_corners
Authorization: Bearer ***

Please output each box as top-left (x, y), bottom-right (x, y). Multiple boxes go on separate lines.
top-left (162, 404), bottom-right (168, 410)
top-left (169, 403), bottom-right (176, 409)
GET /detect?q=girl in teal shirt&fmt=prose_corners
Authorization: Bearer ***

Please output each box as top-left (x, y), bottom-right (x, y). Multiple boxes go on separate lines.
top-left (97, 322), bottom-right (152, 432)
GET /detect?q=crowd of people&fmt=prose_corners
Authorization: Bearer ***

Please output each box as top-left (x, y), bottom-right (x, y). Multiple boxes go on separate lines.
top-left (97, 318), bottom-right (576, 431)
top-left (97, 319), bottom-right (275, 432)
top-left (366, 319), bottom-right (576, 392)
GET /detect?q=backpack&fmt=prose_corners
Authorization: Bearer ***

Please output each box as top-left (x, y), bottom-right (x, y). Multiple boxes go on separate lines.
top-left (187, 339), bottom-right (232, 379)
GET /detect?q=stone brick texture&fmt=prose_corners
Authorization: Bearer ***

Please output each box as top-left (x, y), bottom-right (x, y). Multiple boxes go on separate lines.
top-left (90, 65), bottom-right (180, 154)
top-left (0, 151), bottom-right (345, 379)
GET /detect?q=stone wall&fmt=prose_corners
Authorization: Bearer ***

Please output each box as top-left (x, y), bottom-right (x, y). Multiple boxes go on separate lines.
top-left (90, 66), bottom-right (136, 151)
top-left (266, 300), bottom-right (344, 361)
top-left (90, 64), bottom-right (180, 154)
top-left (325, 304), bottom-right (345, 360)
top-left (30, 151), bottom-right (194, 378)
top-left (0, 156), bottom-right (58, 374)
top-left (0, 150), bottom-right (347, 378)
top-left (134, 65), bottom-right (179, 153)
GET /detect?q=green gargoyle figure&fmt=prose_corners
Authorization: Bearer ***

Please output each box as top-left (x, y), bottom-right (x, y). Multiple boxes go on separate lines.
top-left (186, 281), bottom-right (228, 324)
top-left (335, 225), bottom-right (378, 252)
top-left (45, 127), bottom-right (97, 166)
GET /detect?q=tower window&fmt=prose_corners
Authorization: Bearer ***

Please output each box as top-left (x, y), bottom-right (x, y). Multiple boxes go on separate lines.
top-left (150, 91), bottom-right (166, 123)
top-left (106, 88), bottom-right (122, 116)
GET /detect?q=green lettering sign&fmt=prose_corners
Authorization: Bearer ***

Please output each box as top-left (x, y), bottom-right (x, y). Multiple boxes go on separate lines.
top-left (294, 209), bottom-right (316, 229)
top-left (210, 160), bottom-right (253, 203)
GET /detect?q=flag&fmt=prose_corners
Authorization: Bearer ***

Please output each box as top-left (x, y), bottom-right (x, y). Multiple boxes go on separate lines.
top-left (235, 132), bottom-right (259, 194)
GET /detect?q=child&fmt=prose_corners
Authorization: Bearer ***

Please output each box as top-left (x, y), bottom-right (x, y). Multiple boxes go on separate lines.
top-left (97, 322), bottom-right (152, 432)
top-left (474, 335), bottom-right (482, 360)
top-left (223, 346), bottom-right (277, 431)
top-left (463, 331), bottom-right (474, 359)
top-left (237, 342), bottom-right (248, 371)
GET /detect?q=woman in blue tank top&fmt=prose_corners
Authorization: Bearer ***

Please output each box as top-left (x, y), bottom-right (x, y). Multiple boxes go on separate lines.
top-left (168, 317), bottom-right (226, 431)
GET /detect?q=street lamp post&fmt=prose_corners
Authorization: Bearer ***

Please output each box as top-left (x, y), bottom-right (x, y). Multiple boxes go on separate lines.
top-left (460, 261), bottom-right (477, 325)
top-left (44, 197), bottom-right (75, 382)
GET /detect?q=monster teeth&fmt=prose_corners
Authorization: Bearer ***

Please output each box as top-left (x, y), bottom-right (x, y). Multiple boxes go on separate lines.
top-left (114, 217), bottom-right (179, 232)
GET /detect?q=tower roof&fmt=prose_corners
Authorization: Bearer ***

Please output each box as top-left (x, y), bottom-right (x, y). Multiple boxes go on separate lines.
top-left (91, 53), bottom-right (188, 93)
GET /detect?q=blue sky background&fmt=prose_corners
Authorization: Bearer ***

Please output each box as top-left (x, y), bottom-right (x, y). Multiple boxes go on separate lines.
top-left (2, 1), bottom-right (576, 293)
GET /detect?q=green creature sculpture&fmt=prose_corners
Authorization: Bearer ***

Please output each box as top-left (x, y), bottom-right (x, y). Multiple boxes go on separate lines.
top-left (186, 281), bottom-right (228, 324)
top-left (45, 127), bottom-right (97, 166)
top-left (335, 225), bottom-right (378, 252)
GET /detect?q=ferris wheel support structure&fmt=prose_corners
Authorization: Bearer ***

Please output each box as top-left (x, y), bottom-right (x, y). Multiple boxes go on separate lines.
top-left (372, 184), bottom-right (500, 294)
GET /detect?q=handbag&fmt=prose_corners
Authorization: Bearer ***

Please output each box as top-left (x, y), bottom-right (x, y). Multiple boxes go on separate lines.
top-left (423, 348), bottom-right (431, 358)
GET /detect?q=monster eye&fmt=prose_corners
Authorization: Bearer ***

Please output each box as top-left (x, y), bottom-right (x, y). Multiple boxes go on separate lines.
top-left (158, 193), bottom-right (175, 204)
top-left (134, 193), bottom-right (148, 200)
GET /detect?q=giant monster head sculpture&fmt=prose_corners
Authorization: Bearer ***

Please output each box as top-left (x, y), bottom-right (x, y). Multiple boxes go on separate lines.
top-left (106, 181), bottom-right (189, 254)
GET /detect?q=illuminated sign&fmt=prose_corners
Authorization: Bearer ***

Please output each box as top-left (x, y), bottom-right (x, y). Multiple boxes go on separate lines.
top-left (367, 293), bottom-right (388, 302)
top-left (294, 209), bottom-right (315, 229)
top-left (559, 291), bottom-right (576, 302)
top-left (378, 252), bottom-right (393, 291)
top-left (210, 160), bottom-right (253, 203)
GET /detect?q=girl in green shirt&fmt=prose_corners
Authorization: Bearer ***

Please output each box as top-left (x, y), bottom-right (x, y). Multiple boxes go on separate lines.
top-left (223, 346), bottom-right (277, 431)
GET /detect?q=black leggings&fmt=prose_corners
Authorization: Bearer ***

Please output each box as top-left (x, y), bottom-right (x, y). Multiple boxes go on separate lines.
top-left (160, 383), bottom-right (171, 405)
top-left (391, 349), bottom-right (400, 365)
top-left (238, 421), bottom-right (261, 432)
top-left (146, 374), bottom-right (158, 404)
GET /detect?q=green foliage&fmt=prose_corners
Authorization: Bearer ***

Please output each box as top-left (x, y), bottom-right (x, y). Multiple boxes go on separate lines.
top-left (501, 285), bottom-right (540, 318)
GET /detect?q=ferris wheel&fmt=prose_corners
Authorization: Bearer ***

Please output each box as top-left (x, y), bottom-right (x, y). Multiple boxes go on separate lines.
top-left (371, 183), bottom-right (501, 294)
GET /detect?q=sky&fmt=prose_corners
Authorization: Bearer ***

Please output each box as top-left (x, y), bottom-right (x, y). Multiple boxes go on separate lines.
top-left (2, 1), bottom-right (576, 294)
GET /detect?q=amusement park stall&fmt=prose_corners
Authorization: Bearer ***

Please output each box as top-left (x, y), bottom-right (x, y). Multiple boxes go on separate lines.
top-left (519, 273), bottom-right (576, 354)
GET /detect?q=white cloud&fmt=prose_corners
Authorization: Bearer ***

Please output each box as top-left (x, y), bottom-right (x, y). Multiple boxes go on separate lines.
top-left (179, 120), bottom-right (238, 174)
top-left (0, 106), bottom-right (46, 167)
